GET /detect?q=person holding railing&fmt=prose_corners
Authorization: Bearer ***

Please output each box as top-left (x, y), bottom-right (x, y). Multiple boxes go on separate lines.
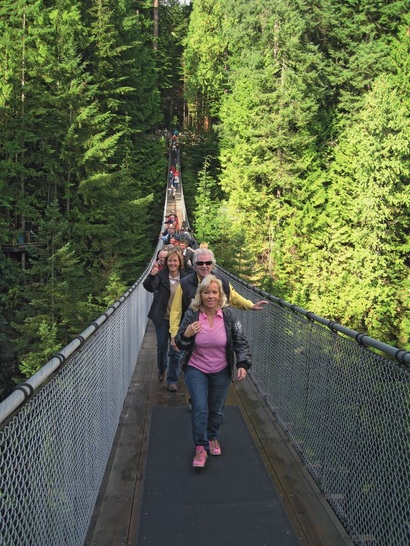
top-left (175, 275), bottom-right (252, 468)
top-left (143, 248), bottom-right (187, 391)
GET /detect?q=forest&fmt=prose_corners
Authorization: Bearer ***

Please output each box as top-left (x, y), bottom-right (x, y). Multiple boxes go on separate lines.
top-left (0, 0), bottom-right (409, 401)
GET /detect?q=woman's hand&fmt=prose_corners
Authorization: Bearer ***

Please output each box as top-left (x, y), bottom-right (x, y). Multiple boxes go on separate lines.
top-left (150, 265), bottom-right (159, 275)
top-left (237, 368), bottom-right (247, 381)
top-left (184, 321), bottom-right (201, 338)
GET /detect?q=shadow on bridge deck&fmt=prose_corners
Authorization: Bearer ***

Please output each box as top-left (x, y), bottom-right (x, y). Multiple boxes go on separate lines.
top-left (85, 322), bottom-right (353, 546)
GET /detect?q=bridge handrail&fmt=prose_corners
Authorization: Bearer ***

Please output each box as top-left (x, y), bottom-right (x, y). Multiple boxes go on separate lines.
top-left (217, 264), bottom-right (410, 366)
top-left (0, 145), bottom-right (174, 427)
top-left (0, 145), bottom-right (173, 546)
top-left (0, 272), bottom-right (146, 426)
top-left (0, 266), bottom-right (156, 545)
top-left (217, 265), bottom-right (410, 546)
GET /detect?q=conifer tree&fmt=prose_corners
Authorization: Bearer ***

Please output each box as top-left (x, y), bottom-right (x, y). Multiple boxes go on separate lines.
top-left (73, 0), bottom-right (163, 286)
top-left (307, 69), bottom-right (410, 345)
top-left (192, 156), bottom-right (222, 244)
top-left (156, 0), bottom-right (191, 127)
top-left (217, 0), bottom-right (328, 286)
top-left (183, 0), bottom-right (228, 128)
top-left (183, 0), bottom-right (409, 349)
top-left (0, 0), bottom-right (168, 391)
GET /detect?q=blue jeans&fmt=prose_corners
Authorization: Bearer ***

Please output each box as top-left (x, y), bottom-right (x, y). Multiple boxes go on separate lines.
top-left (167, 345), bottom-right (182, 385)
top-left (154, 320), bottom-right (182, 384)
top-left (184, 365), bottom-right (231, 448)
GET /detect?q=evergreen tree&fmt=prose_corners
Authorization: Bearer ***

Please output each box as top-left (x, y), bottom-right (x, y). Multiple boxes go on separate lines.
top-left (307, 80), bottom-right (409, 345)
top-left (192, 156), bottom-right (221, 244)
top-left (0, 0), bottom-right (168, 393)
top-left (183, 0), bottom-right (410, 349)
top-left (156, 0), bottom-right (192, 127)
top-left (217, 0), bottom-right (328, 287)
top-left (12, 202), bottom-right (105, 378)
top-left (73, 0), bottom-right (163, 286)
top-left (0, 253), bottom-right (24, 399)
top-left (183, 0), bottom-right (228, 128)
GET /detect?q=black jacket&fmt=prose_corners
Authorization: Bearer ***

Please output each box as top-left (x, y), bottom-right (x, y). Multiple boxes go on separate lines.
top-left (175, 307), bottom-right (252, 376)
top-left (179, 271), bottom-right (231, 318)
top-left (143, 268), bottom-right (187, 327)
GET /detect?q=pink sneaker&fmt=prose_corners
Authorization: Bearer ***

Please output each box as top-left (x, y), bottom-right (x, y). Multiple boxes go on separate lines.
top-left (208, 439), bottom-right (221, 456)
top-left (192, 446), bottom-right (207, 468)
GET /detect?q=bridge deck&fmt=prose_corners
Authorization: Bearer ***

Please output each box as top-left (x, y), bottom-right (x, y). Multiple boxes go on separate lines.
top-left (85, 322), bottom-right (353, 546)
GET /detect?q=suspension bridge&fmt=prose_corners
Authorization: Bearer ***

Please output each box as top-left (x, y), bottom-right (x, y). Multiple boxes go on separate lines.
top-left (1, 141), bottom-right (409, 546)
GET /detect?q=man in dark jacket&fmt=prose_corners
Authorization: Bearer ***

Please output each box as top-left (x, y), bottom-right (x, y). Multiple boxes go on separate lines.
top-left (178, 236), bottom-right (195, 272)
top-left (169, 248), bottom-right (268, 349)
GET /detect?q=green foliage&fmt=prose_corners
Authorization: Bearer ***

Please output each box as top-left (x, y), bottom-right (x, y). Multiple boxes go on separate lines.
top-left (19, 319), bottom-right (61, 379)
top-left (308, 75), bottom-right (410, 344)
top-left (0, 0), bottom-right (174, 398)
top-left (156, 0), bottom-right (192, 127)
top-left (183, 0), bottom-right (228, 126)
top-left (192, 156), bottom-right (223, 244)
top-left (0, 253), bottom-right (24, 399)
top-left (178, 131), bottom-right (221, 225)
top-left (184, 0), bottom-right (410, 349)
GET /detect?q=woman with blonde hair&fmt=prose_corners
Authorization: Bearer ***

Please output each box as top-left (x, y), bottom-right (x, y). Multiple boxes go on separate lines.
top-left (175, 275), bottom-right (252, 468)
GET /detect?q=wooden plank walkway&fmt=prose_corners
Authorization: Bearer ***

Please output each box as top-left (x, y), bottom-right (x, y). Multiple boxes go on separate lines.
top-left (85, 322), bottom-right (354, 546)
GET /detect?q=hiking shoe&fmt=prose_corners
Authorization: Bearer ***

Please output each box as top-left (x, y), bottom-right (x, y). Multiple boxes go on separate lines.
top-left (192, 446), bottom-right (207, 468)
top-left (208, 439), bottom-right (221, 456)
top-left (166, 383), bottom-right (178, 392)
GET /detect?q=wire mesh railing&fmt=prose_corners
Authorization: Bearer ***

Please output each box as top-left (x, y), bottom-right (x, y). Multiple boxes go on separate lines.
top-left (0, 140), bottom-right (177, 546)
top-left (1, 136), bottom-right (409, 545)
top-left (1, 263), bottom-right (409, 546)
top-left (0, 272), bottom-right (153, 546)
top-left (218, 266), bottom-right (410, 546)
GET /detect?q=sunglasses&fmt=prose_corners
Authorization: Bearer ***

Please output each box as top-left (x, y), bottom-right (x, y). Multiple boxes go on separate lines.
top-left (196, 261), bottom-right (213, 266)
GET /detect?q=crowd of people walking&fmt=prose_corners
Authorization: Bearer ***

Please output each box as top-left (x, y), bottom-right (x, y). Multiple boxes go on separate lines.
top-left (143, 135), bottom-right (268, 468)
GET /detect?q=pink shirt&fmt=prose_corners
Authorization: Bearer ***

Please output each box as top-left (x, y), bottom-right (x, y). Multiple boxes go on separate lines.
top-left (188, 309), bottom-right (228, 373)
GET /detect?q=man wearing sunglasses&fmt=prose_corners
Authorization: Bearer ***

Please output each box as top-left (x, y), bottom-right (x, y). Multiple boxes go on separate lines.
top-left (169, 248), bottom-right (268, 350)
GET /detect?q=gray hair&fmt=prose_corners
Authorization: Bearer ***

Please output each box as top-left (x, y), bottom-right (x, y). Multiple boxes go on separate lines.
top-left (193, 248), bottom-right (216, 266)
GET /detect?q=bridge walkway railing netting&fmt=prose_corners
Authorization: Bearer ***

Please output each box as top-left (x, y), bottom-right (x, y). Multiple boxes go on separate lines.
top-left (0, 270), bottom-right (154, 546)
top-left (218, 266), bottom-right (410, 546)
top-left (1, 144), bottom-right (410, 545)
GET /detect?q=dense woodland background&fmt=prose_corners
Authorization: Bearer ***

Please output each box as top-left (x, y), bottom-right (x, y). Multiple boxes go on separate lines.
top-left (0, 0), bottom-right (409, 401)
